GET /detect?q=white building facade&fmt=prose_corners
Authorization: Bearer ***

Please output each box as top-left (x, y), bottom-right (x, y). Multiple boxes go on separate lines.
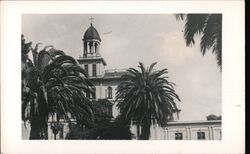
top-left (147, 120), bottom-right (221, 140)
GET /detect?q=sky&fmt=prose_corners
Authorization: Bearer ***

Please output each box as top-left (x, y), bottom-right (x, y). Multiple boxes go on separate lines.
top-left (22, 14), bottom-right (222, 121)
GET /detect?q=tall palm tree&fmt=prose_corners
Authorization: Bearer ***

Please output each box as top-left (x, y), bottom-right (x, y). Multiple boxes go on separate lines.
top-left (176, 14), bottom-right (222, 70)
top-left (21, 35), bottom-right (94, 139)
top-left (116, 62), bottom-right (180, 140)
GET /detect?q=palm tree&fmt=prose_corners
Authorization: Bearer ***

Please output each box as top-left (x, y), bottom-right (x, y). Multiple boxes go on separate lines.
top-left (21, 35), bottom-right (94, 139)
top-left (116, 62), bottom-right (180, 140)
top-left (176, 14), bottom-right (222, 70)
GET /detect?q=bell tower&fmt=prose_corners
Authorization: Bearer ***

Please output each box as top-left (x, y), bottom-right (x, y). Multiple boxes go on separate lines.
top-left (83, 17), bottom-right (101, 57)
top-left (78, 17), bottom-right (107, 78)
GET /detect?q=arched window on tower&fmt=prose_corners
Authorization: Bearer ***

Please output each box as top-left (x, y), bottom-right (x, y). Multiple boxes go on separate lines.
top-left (94, 42), bottom-right (98, 54)
top-left (83, 42), bottom-right (87, 56)
top-left (108, 86), bottom-right (112, 99)
top-left (90, 42), bottom-right (93, 53)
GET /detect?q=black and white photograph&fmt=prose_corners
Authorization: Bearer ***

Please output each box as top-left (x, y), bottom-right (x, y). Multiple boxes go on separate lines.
top-left (1, 1), bottom-right (245, 154)
top-left (21, 14), bottom-right (222, 140)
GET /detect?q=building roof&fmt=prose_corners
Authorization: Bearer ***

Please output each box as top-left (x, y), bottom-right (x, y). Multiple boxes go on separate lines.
top-left (166, 120), bottom-right (221, 127)
top-left (83, 24), bottom-right (101, 41)
top-left (103, 69), bottom-right (128, 78)
top-left (88, 69), bottom-right (128, 81)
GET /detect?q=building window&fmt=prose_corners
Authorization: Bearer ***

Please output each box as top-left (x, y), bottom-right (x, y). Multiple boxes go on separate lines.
top-left (197, 132), bottom-right (206, 140)
top-left (175, 132), bottom-right (183, 140)
top-left (86, 90), bottom-right (90, 98)
top-left (92, 64), bottom-right (96, 77)
top-left (84, 65), bottom-right (88, 76)
top-left (92, 87), bottom-right (96, 99)
top-left (107, 104), bottom-right (113, 117)
top-left (108, 86), bottom-right (112, 99)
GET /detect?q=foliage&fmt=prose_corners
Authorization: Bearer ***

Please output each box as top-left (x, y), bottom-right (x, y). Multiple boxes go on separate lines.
top-left (92, 99), bottom-right (113, 126)
top-left (65, 123), bottom-right (85, 140)
top-left (176, 14), bottom-right (222, 69)
top-left (21, 35), bottom-right (94, 139)
top-left (82, 116), bottom-right (133, 140)
top-left (206, 114), bottom-right (221, 120)
top-left (77, 99), bottom-right (133, 140)
top-left (116, 62), bottom-right (180, 139)
top-left (95, 117), bottom-right (133, 140)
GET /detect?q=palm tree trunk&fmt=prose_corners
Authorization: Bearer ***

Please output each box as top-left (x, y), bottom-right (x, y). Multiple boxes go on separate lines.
top-left (139, 123), bottom-right (151, 140)
top-left (136, 124), bottom-right (140, 139)
top-left (29, 113), bottom-right (48, 139)
top-left (29, 115), bottom-right (43, 139)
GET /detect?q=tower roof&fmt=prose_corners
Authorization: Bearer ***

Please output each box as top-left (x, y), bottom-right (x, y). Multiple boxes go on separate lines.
top-left (83, 24), bottom-right (101, 41)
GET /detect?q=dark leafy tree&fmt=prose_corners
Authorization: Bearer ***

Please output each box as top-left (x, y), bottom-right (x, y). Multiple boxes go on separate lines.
top-left (206, 114), bottom-right (221, 120)
top-left (116, 62), bottom-right (180, 140)
top-left (79, 99), bottom-right (133, 140)
top-left (79, 99), bottom-right (113, 139)
top-left (92, 99), bottom-right (113, 126)
top-left (72, 99), bottom-right (133, 140)
top-left (95, 116), bottom-right (134, 140)
top-left (65, 123), bottom-right (85, 140)
top-left (176, 14), bottom-right (222, 70)
top-left (21, 35), bottom-right (94, 139)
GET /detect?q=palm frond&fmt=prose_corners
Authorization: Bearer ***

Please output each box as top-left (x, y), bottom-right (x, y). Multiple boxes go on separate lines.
top-left (200, 14), bottom-right (222, 69)
top-left (175, 14), bottom-right (222, 69)
top-left (175, 14), bottom-right (185, 20)
top-left (116, 62), bottom-right (180, 128)
top-left (184, 14), bottom-right (209, 46)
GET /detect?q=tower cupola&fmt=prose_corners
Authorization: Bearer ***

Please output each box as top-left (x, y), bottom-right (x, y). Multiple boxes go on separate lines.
top-left (78, 18), bottom-right (107, 78)
top-left (83, 22), bottom-right (101, 57)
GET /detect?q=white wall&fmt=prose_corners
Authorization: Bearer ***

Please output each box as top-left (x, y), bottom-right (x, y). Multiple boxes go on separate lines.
top-left (130, 122), bottom-right (222, 140)
top-left (164, 124), bottom-right (221, 140)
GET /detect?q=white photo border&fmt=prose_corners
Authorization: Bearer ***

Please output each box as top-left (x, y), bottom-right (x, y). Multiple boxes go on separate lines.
top-left (1, 1), bottom-right (245, 154)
